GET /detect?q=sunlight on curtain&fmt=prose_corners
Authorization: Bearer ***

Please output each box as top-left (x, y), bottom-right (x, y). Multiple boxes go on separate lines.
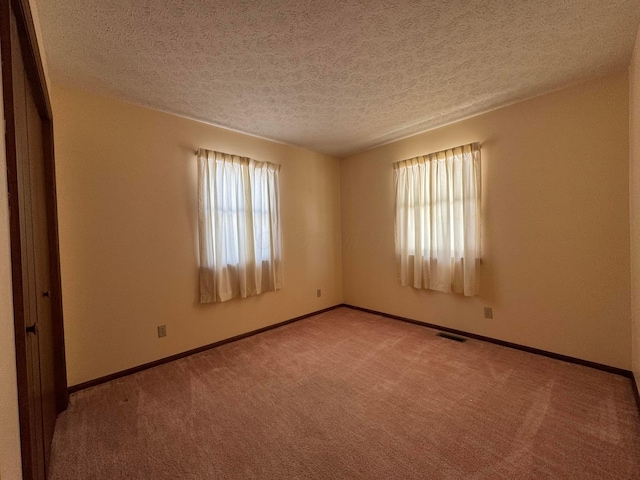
top-left (198, 149), bottom-right (283, 303)
top-left (394, 143), bottom-right (481, 296)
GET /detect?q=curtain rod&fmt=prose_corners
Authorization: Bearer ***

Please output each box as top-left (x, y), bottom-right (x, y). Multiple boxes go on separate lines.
top-left (196, 142), bottom-right (481, 158)
top-left (396, 141), bottom-right (481, 163)
top-left (426, 141), bottom-right (481, 153)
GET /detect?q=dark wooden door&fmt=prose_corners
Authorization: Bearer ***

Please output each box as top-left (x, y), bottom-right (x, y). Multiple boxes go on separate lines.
top-left (27, 69), bottom-right (59, 472)
top-left (2, 1), bottom-right (68, 478)
top-left (10, 9), bottom-right (46, 478)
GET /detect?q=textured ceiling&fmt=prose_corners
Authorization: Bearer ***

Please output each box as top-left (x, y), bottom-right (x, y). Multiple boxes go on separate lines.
top-left (35, 0), bottom-right (640, 157)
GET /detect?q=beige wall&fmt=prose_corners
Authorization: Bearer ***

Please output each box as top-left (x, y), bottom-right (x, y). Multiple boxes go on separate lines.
top-left (0, 42), bottom-right (23, 480)
top-left (630, 29), bottom-right (640, 391)
top-left (52, 86), bottom-right (343, 386)
top-left (52, 70), bottom-right (634, 383)
top-left (341, 73), bottom-right (631, 369)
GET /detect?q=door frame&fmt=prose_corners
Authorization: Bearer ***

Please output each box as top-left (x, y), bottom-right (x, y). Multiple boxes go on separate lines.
top-left (1, 0), bottom-right (68, 477)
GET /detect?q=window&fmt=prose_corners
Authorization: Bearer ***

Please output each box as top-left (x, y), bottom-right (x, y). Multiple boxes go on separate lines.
top-left (394, 143), bottom-right (481, 296)
top-left (197, 149), bottom-right (283, 303)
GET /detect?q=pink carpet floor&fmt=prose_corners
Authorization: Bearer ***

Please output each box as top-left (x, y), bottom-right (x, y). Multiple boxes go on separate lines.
top-left (49, 307), bottom-right (640, 479)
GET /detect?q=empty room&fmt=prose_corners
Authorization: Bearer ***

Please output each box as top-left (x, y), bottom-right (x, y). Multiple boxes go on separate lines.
top-left (2, 0), bottom-right (640, 479)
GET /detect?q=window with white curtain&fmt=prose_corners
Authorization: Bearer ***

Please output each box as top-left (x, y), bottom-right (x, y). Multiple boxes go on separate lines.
top-left (197, 149), bottom-right (283, 303)
top-left (394, 142), bottom-right (481, 296)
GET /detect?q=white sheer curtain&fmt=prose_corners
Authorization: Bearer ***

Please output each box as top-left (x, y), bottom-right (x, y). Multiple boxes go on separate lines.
top-left (198, 149), bottom-right (283, 303)
top-left (394, 143), bottom-right (481, 296)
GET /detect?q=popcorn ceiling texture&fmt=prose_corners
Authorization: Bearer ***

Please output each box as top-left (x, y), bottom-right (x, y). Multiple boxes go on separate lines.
top-left (36, 0), bottom-right (640, 157)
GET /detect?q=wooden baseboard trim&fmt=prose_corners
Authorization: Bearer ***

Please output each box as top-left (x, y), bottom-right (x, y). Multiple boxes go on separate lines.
top-left (70, 303), bottom-right (635, 394)
top-left (68, 304), bottom-right (342, 393)
top-left (343, 304), bottom-right (632, 378)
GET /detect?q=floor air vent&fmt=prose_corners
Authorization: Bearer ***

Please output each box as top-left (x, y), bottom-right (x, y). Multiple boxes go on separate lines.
top-left (436, 332), bottom-right (467, 343)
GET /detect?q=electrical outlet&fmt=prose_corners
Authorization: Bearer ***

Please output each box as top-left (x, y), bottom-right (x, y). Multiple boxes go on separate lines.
top-left (317, 289), bottom-right (322, 298)
top-left (157, 325), bottom-right (167, 338)
top-left (483, 307), bottom-right (493, 319)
